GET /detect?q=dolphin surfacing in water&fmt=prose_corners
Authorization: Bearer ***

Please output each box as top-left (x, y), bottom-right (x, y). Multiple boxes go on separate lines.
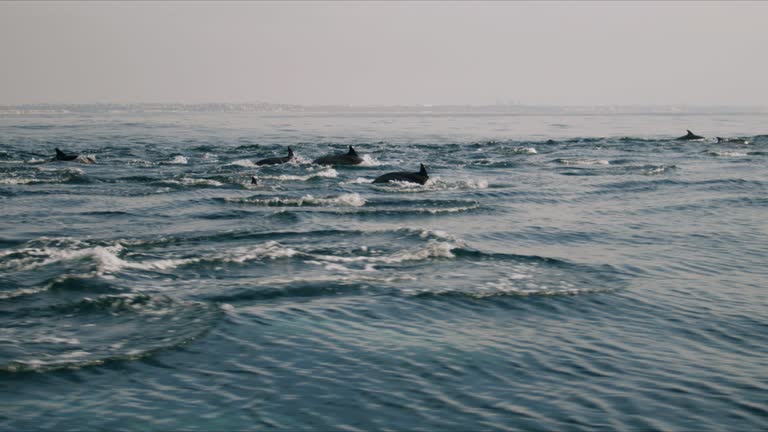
top-left (676, 130), bottom-right (705, 141)
top-left (256, 147), bottom-right (294, 166)
top-left (717, 137), bottom-right (750, 144)
top-left (313, 146), bottom-right (363, 166)
top-left (54, 148), bottom-right (95, 164)
top-left (372, 164), bottom-right (429, 185)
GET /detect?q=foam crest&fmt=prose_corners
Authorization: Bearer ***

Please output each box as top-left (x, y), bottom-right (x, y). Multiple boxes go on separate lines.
top-left (256, 168), bottom-right (338, 182)
top-left (642, 165), bottom-right (677, 175)
top-left (75, 155), bottom-right (96, 164)
top-left (395, 227), bottom-right (457, 241)
top-left (709, 151), bottom-right (747, 157)
top-left (229, 159), bottom-right (257, 167)
top-left (0, 239), bottom-right (301, 276)
top-left (340, 177), bottom-right (375, 185)
top-left (231, 193), bottom-right (366, 207)
top-left (128, 159), bottom-right (156, 167)
top-left (166, 155), bottom-right (188, 164)
top-left (508, 147), bottom-right (538, 154)
top-left (161, 178), bottom-right (224, 187)
top-left (0, 243), bottom-right (127, 276)
top-left (0, 177), bottom-right (37, 185)
top-left (288, 154), bottom-right (313, 164)
top-left (556, 158), bottom-right (610, 165)
top-left (359, 154), bottom-right (382, 166)
top-left (306, 240), bottom-right (459, 266)
top-left (369, 176), bottom-right (488, 192)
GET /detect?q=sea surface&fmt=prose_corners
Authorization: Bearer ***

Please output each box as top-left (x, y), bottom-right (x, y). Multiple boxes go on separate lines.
top-left (1, 108), bottom-right (767, 431)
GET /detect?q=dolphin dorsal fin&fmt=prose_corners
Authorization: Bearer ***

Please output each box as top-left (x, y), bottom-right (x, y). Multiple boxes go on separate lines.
top-left (347, 146), bottom-right (358, 156)
top-left (419, 164), bottom-right (427, 176)
top-left (55, 148), bottom-right (65, 156)
top-left (251, 176), bottom-right (258, 185)
top-left (287, 147), bottom-right (294, 157)
top-left (687, 130), bottom-right (694, 136)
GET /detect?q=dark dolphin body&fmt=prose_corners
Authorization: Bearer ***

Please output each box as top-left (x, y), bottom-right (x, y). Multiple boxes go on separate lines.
top-left (717, 137), bottom-right (750, 144)
top-left (372, 164), bottom-right (429, 185)
top-left (55, 148), bottom-right (95, 163)
top-left (251, 176), bottom-right (258, 185)
top-left (676, 130), bottom-right (705, 141)
top-left (256, 147), bottom-right (294, 166)
top-left (313, 146), bottom-right (363, 166)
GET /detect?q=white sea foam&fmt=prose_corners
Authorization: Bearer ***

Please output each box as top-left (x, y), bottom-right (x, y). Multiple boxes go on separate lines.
top-left (0, 286), bottom-right (47, 299)
top-left (340, 177), bottom-right (375, 185)
top-left (229, 159), bottom-right (257, 167)
top-left (75, 155), bottom-right (96, 164)
top-left (289, 154), bottom-right (313, 164)
top-left (643, 165), bottom-right (677, 175)
top-left (256, 168), bottom-right (338, 182)
top-left (307, 240), bottom-right (458, 265)
top-left (29, 336), bottom-right (81, 345)
top-left (0, 177), bottom-right (37, 185)
top-left (557, 158), bottom-right (610, 165)
top-left (232, 193), bottom-right (366, 207)
top-left (128, 159), bottom-right (155, 167)
top-left (0, 239), bottom-right (301, 276)
top-left (167, 155), bottom-right (188, 164)
top-left (710, 151), bottom-right (747, 157)
top-left (370, 176), bottom-right (488, 192)
top-left (396, 227), bottom-right (456, 241)
top-left (359, 154), bottom-right (382, 166)
top-left (162, 178), bottom-right (224, 187)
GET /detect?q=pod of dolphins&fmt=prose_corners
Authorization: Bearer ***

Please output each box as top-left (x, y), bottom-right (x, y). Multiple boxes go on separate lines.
top-left (675, 130), bottom-right (750, 144)
top-left (250, 145), bottom-right (427, 185)
top-left (51, 130), bottom-right (751, 186)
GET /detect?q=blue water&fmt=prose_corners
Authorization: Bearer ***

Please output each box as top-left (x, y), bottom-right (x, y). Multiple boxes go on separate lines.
top-left (1, 109), bottom-right (767, 431)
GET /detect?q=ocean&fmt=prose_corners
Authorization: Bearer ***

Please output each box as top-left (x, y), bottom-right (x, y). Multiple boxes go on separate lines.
top-left (1, 108), bottom-right (767, 430)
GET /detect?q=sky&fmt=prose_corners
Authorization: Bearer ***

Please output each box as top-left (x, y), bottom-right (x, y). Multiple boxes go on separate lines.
top-left (1, 1), bottom-right (766, 106)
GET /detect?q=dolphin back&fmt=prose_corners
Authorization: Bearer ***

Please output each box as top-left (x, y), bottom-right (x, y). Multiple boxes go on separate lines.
top-left (314, 146), bottom-right (363, 165)
top-left (372, 165), bottom-right (429, 185)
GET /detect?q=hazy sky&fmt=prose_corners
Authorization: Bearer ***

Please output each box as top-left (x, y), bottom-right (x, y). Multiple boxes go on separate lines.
top-left (1, 1), bottom-right (766, 106)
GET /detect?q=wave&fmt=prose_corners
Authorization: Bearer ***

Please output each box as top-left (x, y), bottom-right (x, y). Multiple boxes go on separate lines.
top-left (368, 176), bottom-right (489, 192)
top-left (636, 164), bottom-right (678, 175)
top-left (358, 154), bottom-right (382, 167)
top-left (503, 147), bottom-right (538, 155)
top-left (162, 155), bottom-right (188, 165)
top-left (709, 150), bottom-right (748, 157)
top-left (158, 177), bottom-right (225, 187)
top-left (555, 158), bottom-right (610, 166)
top-left (254, 168), bottom-right (338, 182)
top-left (0, 239), bottom-right (303, 278)
top-left (0, 167), bottom-right (88, 185)
top-left (127, 158), bottom-right (156, 167)
top-left (0, 294), bottom-right (220, 373)
top-left (226, 193), bottom-right (366, 207)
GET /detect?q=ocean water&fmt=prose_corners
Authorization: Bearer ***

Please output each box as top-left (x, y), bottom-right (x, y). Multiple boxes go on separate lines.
top-left (1, 109), bottom-right (767, 431)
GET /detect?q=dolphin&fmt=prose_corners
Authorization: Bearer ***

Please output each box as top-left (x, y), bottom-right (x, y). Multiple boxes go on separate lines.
top-left (313, 145), bottom-right (363, 166)
top-left (256, 147), bottom-right (294, 166)
top-left (676, 130), bottom-right (705, 141)
top-left (251, 176), bottom-right (258, 185)
top-left (54, 148), bottom-right (95, 163)
top-left (372, 164), bottom-right (429, 185)
top-left (716, 137), bottom-right (750, 144)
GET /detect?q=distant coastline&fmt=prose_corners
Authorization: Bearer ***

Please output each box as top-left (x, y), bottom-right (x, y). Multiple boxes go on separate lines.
top-left (2, 103), bottom-right (767, 115)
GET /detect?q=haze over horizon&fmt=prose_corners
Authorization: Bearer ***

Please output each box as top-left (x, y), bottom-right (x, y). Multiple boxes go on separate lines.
top-left (2, 1), bottom-right (766, 107)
